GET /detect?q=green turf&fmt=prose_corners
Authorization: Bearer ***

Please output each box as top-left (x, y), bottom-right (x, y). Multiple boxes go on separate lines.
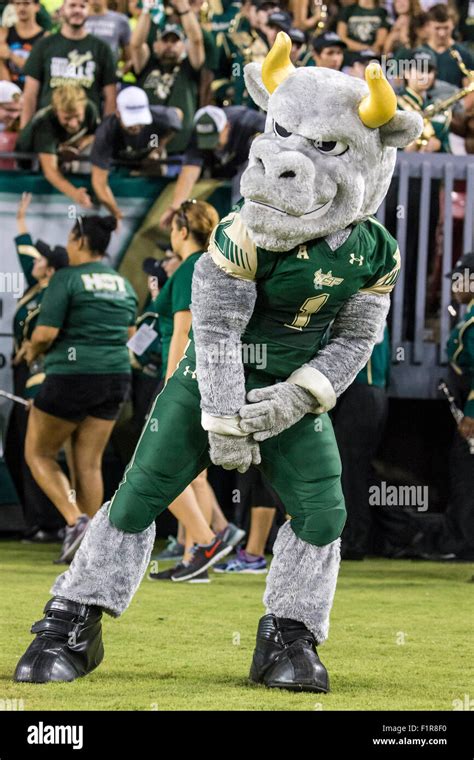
top-left (0, 540), bottom-right (473, 711)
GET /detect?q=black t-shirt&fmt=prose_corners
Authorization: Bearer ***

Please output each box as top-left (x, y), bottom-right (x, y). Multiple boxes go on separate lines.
top-left (183, 106), bottom-right (266, 178)
top-left (6, 26), bottom-right (45, 87)
top-left (90, 106), bottom-right (182, 169)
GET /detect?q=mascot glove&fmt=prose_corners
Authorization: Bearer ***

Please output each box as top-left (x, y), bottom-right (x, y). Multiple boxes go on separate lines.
top-left (208, 431), bottom-right (261, 474)
top-left (239, 382), bottom-right (319, 442)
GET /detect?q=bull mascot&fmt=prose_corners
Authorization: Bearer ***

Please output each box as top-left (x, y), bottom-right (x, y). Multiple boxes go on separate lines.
top-left (14, 33), bottom-right (422, 692)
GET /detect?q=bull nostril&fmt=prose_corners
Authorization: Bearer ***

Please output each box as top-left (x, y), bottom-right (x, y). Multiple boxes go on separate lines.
top-left (280, 170), bottom-right (296, 179)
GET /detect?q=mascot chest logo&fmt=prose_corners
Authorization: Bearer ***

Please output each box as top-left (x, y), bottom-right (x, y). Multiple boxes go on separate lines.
top-left (313, 269), bottom-right (344, 289)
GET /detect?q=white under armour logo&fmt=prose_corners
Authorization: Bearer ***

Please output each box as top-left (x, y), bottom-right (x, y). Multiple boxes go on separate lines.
top-left (349, 253), bottom-right (364, 266)
top-left (183, 365), bottom-right (197, 379)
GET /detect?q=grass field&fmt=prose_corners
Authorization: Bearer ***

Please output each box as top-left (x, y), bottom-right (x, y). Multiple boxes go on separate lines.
top-left (0, 540), bottom-right (473, 711)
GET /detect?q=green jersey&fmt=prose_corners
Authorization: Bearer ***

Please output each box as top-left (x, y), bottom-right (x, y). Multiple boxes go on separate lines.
top-left (13, 234), bottom-right (46, 351)
top-left (154, 251), bottom-right (202, 378)
top-left (37, 262), bottom-right (138, 375)
top-left (421, 43), bottom-right (474, 88)
top-left (17, 100), bottom-right (98, 155)
top-left (447, 299), bottom-right (474, 417)
top-left (188, 206), bottom-right (400, 379)
top-left (23, 32), bottom-right (116, 111)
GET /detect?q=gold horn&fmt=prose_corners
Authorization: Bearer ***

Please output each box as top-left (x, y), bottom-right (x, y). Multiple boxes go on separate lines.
top-left (358, 62), bottom-right (397, 129)
top-left (262, 31), bottom-right (295, 94)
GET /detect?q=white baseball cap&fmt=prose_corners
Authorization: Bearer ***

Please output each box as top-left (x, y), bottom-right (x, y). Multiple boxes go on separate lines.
top-left (117, 86), bottom-right (152, 127)
top-left (0, 81), bottom-right (22, 104)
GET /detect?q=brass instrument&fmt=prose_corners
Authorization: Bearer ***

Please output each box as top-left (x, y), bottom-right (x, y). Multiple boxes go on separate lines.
top-left (416, 80), bottom-right (474, 148)
top-left (311, 1), bottom-right (328, 37)
top-left (449, 48), bottom-right (474, 83)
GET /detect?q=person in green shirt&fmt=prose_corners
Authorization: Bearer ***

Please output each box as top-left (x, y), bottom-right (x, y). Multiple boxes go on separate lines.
top-left (24, 214), bottom-right (138, 564)
top-left (130, 0), bottom-right (204, 154)
top-left (422, 3), bottom-right (474, 91)
top-left (336, 0), bottom-right (391, 66)
top-left (16, 82), bottom-right (98, 207)
top-left (20, 0), bottom-right (117, 128)
top-left (5, 191), bottom-right (69, 541)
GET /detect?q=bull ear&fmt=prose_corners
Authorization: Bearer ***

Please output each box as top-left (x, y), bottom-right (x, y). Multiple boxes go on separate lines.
top-left (379, 111), bottom-right (424, 148)
top-left (244, 62), bottom-right (269, 112)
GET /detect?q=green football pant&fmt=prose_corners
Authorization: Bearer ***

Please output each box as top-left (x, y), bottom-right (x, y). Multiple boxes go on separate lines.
top-left (108, 356), bottom-right (346, 546)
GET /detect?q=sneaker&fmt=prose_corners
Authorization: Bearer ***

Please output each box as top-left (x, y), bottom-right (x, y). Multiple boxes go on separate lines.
top-left (148, 564), bottom-right (211, 583)
top-left (56, 515), bottom-right (89, 564)
top-left (171, 535), bottom-right (232, 582)
top-left (219, 523), bottom-right (246, 549)
top-left (214, 548), bottom-right (267, 574)
top-left (154, 535), bottom-right (185, 561)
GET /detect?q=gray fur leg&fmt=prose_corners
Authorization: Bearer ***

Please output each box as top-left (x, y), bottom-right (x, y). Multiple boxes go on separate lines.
top-left (52, 504), bottom-right (155, 617)
top-left (263, 521), bottom-right (340, 643)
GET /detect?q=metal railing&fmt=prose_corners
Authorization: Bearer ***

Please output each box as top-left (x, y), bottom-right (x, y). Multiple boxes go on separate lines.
top-left (376, 153), bottom-right (474, 399)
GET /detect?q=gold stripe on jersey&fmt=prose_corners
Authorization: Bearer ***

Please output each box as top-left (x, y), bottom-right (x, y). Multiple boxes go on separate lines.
top-left (25, 373), bottom-right (46, 388)
top-left (209, 211), bottom-right (258, 281)
top-left (18, 244), bottom-right (41, 259)
top-left (452, 315), bottom-right (474, 368)
top-left (360, 247), bottom-right (401, 295)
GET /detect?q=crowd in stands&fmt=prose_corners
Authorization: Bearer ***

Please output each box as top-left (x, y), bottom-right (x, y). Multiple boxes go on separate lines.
top-left (2, 0), bottom-right (474, 572)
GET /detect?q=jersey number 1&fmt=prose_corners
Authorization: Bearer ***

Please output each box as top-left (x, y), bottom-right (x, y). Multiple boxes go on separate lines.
top-left (284, 294), bottom-right (329, 331)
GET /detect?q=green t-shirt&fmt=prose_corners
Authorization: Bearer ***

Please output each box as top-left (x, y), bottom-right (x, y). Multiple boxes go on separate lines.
top-left (37, 262), bottom-right (138, 374)
top-left (338, 4), bottom-right (390, 46)
top-left (187, 205), bottom-right (400, 379)
top-left (421, 43), bottom-right (474, 88)
top-left (16, 100), bottom-right (98, 155)
top-left (136, 56), bottom-right (200, 153)
top-left (23, 32), bottom-right (116, 111)
top-left (397, 86), bottom-right (451, 152)
top-left (153, 251), bottom-right (202, 377)
top-left (447, 299), bottom-right (474, 417)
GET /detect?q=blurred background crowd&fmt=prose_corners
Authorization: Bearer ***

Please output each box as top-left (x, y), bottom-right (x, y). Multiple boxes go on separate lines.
top-left (1, 0), bottom-right (473, 578)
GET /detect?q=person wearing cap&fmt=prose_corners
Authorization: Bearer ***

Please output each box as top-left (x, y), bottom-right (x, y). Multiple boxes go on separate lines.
top-left (397, 47), bottom-right (452, 152)
top-left (0, 79), bottom-right (23, 131)
top-left (311, 31), bottom-right (346, 70)
top-left (130, 0), bottom-right (204, 154)
top-left (346, 49), bottom-right (381, 78)
top-left (90, 86), bottom-right (182, 223)
top-left (0, 0), bottom-right (46, 89)
top-left (264, 9), bottom-right (292, 47)
top-left (20, 0), bottom-right (117, 129)
top-left (4, 191), bottom-right (69, 543)
top-left (336, 0), bottom-right (391, 65)
top-left (16, 83), bottom-right (99, 206)
top-left (287, 27), bottom-right (309, 66)
top-left (159, 103), bottom-right (265, 228)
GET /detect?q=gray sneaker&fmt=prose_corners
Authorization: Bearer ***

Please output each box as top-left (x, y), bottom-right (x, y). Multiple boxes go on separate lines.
top-left (154, 535), bottom-right (185, 561)
top-left (220, 523), bottom-right (246, 549)
top-left (57, 515), bottom-right (89, 564)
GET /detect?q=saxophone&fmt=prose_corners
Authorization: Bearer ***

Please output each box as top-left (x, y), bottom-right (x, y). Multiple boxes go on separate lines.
top-left (415, 81), bottom-right (474, 149)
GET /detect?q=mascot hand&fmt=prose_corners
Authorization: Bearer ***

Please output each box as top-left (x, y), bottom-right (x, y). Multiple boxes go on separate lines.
top-left (208, 432), bottom-right (261, 473)
top-left (239, 382), bottom-right (317, 441)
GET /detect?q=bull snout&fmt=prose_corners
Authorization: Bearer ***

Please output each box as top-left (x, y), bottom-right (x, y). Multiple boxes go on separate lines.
top-left (250, 139), bottom-right (315, 186)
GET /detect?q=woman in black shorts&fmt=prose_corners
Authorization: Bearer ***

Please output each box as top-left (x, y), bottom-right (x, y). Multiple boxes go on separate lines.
top-left (24, 215), bottom-right (138, 562)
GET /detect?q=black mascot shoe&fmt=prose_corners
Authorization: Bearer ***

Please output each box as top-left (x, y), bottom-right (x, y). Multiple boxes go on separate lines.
top-left (249, 614), bottom-right (330, 693)
top-left (14, 597), bottom-right (104, 683)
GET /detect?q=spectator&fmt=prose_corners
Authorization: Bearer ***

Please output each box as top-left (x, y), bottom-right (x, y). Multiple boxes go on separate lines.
top-left (90, 85), bottom-right (181, 223)
top-left (214, 0), bottom-right (276, 107)
top-left (160, 104), bottom-right (265, 227)
top-left (85, 0), bottom-right (131, 66)
top-left (265, 9), bottom-right (292, 46)
top-left (383, 0), bottom-right (421, 55)
top-left (16, 83), bottom-right (98, 205)
top-left (130, 1), bottom-right (204, 154)
top-left (397, 48), bottom-right (451, 152)
top-left (1, 0), bottom-right (53, 31)
top-left (458, 0), bottom-right (474, 56)
top-left (5, 192), bottom-right (69, 542)
top-left (287, 26), bottom-right (308, 64)
top-left (24, 214), bottom-right (138, 564)
top-left (20, 0), bottom-right (117, 128)
top-left (291, 0), bottom-right (327, 35)
top-left (311, 30), bottom-right (346, 69)
top-left (423, 3), bottom-right (474, 88)
top-left (337, 0), bottom-right (391, 63)
top-left (0, 77), bottom-right (22, 129)
top-left (0, 0), bottom-right (46, 87)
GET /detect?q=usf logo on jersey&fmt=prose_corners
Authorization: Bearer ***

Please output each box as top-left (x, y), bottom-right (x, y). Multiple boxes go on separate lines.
top-left (81, 273), bottom-right (126, 293)
top-left (313, 269), bottom-right (344, 288)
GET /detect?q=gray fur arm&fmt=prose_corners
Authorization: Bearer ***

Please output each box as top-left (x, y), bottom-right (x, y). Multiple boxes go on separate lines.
top-left (288, 292), bottom-right (391, 409)
top-left (191, 252), bottom-right (257, 423)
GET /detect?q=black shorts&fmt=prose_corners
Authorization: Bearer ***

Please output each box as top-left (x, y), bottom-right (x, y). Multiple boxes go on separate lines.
top-left (34, 373), bottom-right (131, 423)
top-left (235, 466), bottom-right (286, 514)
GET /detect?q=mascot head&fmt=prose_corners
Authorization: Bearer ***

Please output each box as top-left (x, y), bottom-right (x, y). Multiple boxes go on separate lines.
top-left (240, 32), bottom-right (423, 251)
